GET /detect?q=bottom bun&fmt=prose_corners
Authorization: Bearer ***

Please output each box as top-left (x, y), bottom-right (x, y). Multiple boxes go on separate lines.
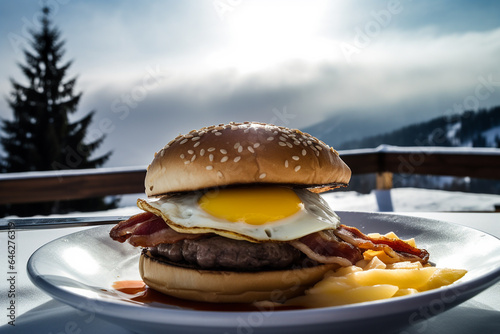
top-left (139, 251), bottom-right (338, 303)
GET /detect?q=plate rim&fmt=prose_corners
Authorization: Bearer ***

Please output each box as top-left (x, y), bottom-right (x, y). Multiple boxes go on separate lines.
top-left (27, 211), bottom-right (500, 328)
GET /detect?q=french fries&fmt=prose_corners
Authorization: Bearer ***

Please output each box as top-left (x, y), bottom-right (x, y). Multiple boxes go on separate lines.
top-left (286, 232), bottom-right (467, 308)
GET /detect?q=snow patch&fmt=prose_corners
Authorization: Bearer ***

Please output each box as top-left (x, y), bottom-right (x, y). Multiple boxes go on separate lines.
top-left (322, 188), bottom-right (500, 212)
top-left (483, 125), bottom-right (500, 147)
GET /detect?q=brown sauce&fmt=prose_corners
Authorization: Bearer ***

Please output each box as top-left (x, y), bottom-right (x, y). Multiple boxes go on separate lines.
top-left (111, 280), bottom-right (301, 312)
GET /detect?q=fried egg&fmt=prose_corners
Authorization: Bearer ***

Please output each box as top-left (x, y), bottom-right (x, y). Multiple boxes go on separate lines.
top-left (137, 186), bottom-right (340, 242)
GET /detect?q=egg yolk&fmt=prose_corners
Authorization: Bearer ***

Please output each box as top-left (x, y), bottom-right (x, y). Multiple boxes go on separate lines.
top-left (198, 187), bottom-right (302, 225)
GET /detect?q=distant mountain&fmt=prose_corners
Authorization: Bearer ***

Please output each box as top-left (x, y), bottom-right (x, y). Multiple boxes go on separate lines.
top-left (301, 112), bottom-right (396, 148)
top-left (335, 107), bottom-right (500, 150)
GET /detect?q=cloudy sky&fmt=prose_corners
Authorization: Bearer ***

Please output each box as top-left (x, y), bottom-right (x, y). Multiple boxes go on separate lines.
top-left (1, 0), bottom-right (499, 167)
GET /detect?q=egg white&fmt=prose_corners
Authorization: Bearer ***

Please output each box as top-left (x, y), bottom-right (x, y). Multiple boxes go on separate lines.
top-left (138, 188), bottom-right (340, 242)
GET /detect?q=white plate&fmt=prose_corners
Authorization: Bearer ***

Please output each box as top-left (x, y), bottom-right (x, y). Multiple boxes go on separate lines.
top-left (27, 212), bottom-right (500, 334)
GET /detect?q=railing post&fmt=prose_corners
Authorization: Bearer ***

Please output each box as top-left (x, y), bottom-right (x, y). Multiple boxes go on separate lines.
top-left (375, 172), bottom-right (394, 212)
top-left (376, 172), bottom-right (393, 190)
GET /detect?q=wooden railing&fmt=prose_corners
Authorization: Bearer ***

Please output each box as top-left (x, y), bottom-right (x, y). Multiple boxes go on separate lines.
top-left (340, 145), bottom-right (500, 190)
top-left (1, 145), bottom-right (500, 205)
top-left (0, 167), bottom-right (146, 205)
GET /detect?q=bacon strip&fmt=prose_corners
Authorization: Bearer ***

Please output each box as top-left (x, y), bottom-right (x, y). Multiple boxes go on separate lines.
top-left (109, 212), bottom-right (156, 243)
top-left (291, 230), bottom-right (363, 266)
top-left (109, 212), bottom-right (202, 247)
top-left (334, 225), bottom-right (430, 264)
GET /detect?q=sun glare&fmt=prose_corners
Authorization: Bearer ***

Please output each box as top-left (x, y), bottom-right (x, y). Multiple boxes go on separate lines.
top-left (208, 1), bottom-right (335, 73)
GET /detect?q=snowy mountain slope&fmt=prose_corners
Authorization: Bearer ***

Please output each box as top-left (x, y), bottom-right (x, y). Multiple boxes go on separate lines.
top-left (312, 106), bottom-right (500, 150)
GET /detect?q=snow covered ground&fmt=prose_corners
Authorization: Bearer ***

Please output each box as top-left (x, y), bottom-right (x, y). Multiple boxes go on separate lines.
top-left (323, 187), bottom-right (500, 212)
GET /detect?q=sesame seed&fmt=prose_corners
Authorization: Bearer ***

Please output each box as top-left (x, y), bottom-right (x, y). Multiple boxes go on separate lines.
top-left (234, 142), bottom-right (241, 149)
top-left (302, 149), bottom-right (307, 156)
top-left (278, 142), bottom-right (286, 147)
top-left (248, 146), bottom-right (255, 153)
top-left (259, 173), bottom-right (267, 179)
top-left (285, 160), bottom-right (289, 168)
top-left (286, 142), bottom-right (293, 148)
top-left (184, 160), bottom-right (190, 165)
top-left (220, 149), bottom-right (227, 154)
top-left (238, 146), bottom-right (243, 153)
top-left (214, 132), bottom-right (222, 136)
top-left (279, 136), bottom-right (286, 141)
top-left (315, 151), bottom-right (320, 156)
top-left (200, 149), bottom-right (205, 156)
top-left (294, 165), bottom-right (301, 172)
top-left (180, 154), bottom-right (185, 159)
top-left (267, 136), bottom-right (274, 141)
top-left (231, 125), bottom-right (238, 130)
top-left (206, 165), bottom-right (213, 170)
top-left (220, 156), bottom-right (228, 163)
top-left (160, 150), bottom-right (165, 157)
top-left (209, 154), bottom-right (214, 162)
top-left (234, 156), bottom-right (241, 162)
top-left (307, 140), bottom-right (312, 145)
top-left (191, 155), bottom-right (196, 162)
top-left (180, 139), bottom-right (188, 145)
top-left (208, 147), bottom-right (216, 152)
top-left (188, 150), bottom-right (194, 155)
top-left (185, 134), bottom-right (193, 138)
top-left (294, 140), bottom-right (300, 145)
top-left (217, 171), bottom-right (223, 178)
top-left (292, 156), bottom-right (299, 161)
top-left (193, 141), bottom-right (200, 148)
top-left (315, 145), bottom-right (323, 151)
top-left (192, 136), bottom-right (200, 141)
top-left (253, 143), bottom-right (260, 148)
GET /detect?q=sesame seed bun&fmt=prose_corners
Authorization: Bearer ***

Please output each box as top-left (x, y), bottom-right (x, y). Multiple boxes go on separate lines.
top-left (145, 122), bottom-right (351, 196)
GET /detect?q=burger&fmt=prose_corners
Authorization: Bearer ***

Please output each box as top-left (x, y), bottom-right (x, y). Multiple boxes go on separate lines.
top-left (110, 122), bottom-right (428, 303)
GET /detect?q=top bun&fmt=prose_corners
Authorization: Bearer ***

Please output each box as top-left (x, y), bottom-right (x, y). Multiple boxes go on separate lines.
top-left (145, 122), bottom-right (351, 196)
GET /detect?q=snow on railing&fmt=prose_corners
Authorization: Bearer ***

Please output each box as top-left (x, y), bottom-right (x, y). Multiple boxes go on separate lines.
top-left (341, 144), bottom-right (500, 155)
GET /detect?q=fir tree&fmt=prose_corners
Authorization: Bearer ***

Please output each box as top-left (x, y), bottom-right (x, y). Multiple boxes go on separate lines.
top-left (0, 7), bottom-right (117, 216)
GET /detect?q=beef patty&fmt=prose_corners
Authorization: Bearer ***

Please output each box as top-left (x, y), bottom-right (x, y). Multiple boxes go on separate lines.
top-left (148, 236), bottom-right (303, 271)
